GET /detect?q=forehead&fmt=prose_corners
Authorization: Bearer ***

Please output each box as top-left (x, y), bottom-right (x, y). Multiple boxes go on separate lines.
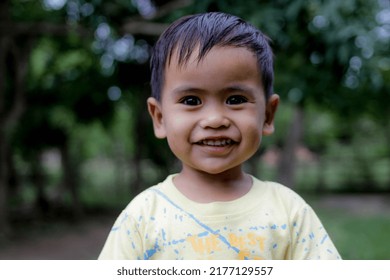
top-left (162, 46), bottom-right (264, 97)
top-left (167, 44), bottom-right (258, 70)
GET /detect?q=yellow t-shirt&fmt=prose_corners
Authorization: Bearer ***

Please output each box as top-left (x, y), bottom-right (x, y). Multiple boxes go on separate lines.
top-left (98, 175), bottom-right (341, 260)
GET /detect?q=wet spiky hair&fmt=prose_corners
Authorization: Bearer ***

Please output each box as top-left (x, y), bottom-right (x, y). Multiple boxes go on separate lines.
top-left (150, 12), bottom-right (274, 101)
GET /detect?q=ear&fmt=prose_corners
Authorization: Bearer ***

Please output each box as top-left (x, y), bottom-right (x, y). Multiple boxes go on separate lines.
top-left (147, 97), bottom-right (167, 139)
top-left (262, 94), bottom-right (279, 136)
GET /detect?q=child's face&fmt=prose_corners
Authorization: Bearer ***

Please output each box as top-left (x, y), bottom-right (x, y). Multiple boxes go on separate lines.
top-left (148, 46), bottom-right (278, 176)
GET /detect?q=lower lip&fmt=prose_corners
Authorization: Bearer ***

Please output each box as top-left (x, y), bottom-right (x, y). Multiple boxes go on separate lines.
top-left (196, 144), bottom-right (235, 155)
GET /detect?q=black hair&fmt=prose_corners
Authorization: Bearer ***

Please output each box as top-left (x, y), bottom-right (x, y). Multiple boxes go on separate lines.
top-left (150, 12), bottom-right (274, 101)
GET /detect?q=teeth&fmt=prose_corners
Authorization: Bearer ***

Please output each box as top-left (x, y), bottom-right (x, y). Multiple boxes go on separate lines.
top-left (201, 139), bottom-right (232, 146)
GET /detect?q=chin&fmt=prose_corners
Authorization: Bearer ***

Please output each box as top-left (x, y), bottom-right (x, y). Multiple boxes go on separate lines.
top-left (197, 165), bottom-right (241, 176)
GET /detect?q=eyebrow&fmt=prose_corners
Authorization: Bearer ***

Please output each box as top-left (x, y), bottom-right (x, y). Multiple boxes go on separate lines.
top-left (172, 84), bottom-right (258, 96)
top-left (172, 85), bottom-right (204, 94)
top-left (224, 84), bottom-right (256, 94)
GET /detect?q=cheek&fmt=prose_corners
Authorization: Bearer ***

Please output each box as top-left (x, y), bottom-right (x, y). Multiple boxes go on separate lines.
top-left (239, 115), bottom-right (264, 144)
top-left (239, 112), bottom-right (264, 132)
top-left (164, 118), bottom-right (192, 160)
top-left (164, 115), bottom-right (192, 142)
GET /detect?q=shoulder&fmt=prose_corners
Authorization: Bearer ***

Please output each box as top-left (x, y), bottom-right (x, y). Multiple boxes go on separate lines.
top-left (122, 174), bottom-right (176, 214)
top-left (250, 176), bottom-right (308, 212)
top-left (251, 176), bottom-right (304, 199)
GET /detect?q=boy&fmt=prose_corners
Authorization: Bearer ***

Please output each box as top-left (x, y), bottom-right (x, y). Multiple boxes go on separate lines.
top-left (99, 12), bottom-right (341, 260)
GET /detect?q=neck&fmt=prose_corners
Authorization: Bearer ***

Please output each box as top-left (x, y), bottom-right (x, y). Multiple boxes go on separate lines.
top-left (173, 165), bottom-right (252, 203)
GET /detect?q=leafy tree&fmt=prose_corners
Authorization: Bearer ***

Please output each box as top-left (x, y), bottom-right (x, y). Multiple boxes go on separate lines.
top-left (1, 0), bottom-right (388, 235)
top-left (0, 0), bottom-right (193, 234)
top-left (0, 0), bottom-right (113, 233)
top-left (191, 0), bottom-right (390, 188)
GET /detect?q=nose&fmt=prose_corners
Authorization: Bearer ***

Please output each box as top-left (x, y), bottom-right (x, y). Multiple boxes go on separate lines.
top-left (199, 105), bottom-right (230, 129)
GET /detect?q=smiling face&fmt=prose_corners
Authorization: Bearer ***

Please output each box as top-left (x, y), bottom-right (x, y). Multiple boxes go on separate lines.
top-left (148, 46), bottom-right (279, 177)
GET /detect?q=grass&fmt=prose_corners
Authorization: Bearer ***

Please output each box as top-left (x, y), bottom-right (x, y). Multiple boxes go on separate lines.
top-left (308, 204), bottom-right (390, 260)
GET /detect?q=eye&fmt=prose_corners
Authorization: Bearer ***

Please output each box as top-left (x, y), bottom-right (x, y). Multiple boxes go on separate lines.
top-left (226, 95), bottom-right (248, 105)
top-left (179, 96), bottom-right (202, 106)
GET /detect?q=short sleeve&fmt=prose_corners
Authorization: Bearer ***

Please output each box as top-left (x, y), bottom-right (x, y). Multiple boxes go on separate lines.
top-left (288, 204), bottom-right (341, 260)
top-left (98, 210), bottom-right (143, 260)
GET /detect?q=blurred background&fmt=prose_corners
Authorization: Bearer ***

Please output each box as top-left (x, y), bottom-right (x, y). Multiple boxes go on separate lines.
top-left (0, 0), bottom-right (389, 260)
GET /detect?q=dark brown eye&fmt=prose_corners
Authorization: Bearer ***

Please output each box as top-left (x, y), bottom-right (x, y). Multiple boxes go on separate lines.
top-left (179, 96), bottom-right (202, 106)
top-left (226, 95), bottom-right (248, 105)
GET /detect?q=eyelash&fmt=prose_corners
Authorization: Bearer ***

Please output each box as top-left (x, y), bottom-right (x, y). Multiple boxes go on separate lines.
top-left (179, 96), bottom-right (201, 106)
top-left (179, 95), bottom-right (249, 106)
top-left (226, 95), bottom-right (249, 105)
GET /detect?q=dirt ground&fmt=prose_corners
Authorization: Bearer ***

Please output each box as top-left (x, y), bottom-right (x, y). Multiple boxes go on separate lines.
top-left (0, 194), bottom-right (389, 260)
top-left (0, 214), bottom-right (115, 260)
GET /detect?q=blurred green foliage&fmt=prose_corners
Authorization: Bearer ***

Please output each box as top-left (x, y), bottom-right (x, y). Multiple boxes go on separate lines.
top-left (0, 0), bottom-right (389, 248)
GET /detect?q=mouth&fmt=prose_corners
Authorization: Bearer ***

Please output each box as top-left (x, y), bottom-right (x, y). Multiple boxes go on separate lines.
top-left (195, 138), bottom-right (236, 147)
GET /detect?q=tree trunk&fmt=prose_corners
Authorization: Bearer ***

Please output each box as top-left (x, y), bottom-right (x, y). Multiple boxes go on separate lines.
top-left (31, 152), bottom-right (50, 218)
top-left (0, 1), bottom-right (31, 235)
top-left (0, 8), bottom-right (10, 236)
top-left (60, 142), bottom-right (83, 219)
top-left (276, 106), bottom-right (304, 189)
top-left (0, 133), bottom-right (10, 238)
